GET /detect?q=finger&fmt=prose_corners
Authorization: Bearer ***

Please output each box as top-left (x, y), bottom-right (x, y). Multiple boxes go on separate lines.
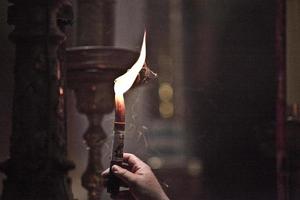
top-left (121, 162), bottom-right (131, 171)
top-left (112, 165), bottom-right (136, 186)
top-left (101, 165), bottom-right (131, 179)
top-left (123, 153), bottom-right (146, 167)
top-left (102, 168), bottom-right (129, 188)
top-left (101, 168), bottom-right (110, 178)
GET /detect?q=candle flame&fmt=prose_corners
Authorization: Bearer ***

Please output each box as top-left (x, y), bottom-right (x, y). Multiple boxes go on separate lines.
top-left (114, 32), bottom-right (146, 95)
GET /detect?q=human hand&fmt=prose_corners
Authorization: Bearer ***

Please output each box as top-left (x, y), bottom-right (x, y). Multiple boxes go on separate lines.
top-left (102, 153), bottom-right (169, 200)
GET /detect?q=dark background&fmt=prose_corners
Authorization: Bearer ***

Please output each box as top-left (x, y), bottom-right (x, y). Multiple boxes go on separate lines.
top-left (1, 0), bottom-right (298, 200)
top-left (0, 0), bottom-right (14, 192)
top-left (183, 1), bottom-right (277, 198)
top-left (145, 1), bottom-right (277, 199)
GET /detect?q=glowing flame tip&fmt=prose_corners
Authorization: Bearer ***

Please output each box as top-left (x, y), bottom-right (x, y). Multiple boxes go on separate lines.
top-left (114, 32), bottom-right (147, 95)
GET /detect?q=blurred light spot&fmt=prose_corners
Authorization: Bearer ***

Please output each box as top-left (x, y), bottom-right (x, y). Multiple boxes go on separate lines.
top-left (159, 102), bottom-right (174, 118)
top-left (91, 85), bottom-right (97, 91)
top-left (59, 87), bottom-right (64, 95)
top-left (147, 157), bottom-right (163, 169)
top-left (187, 159), bottom-right (203, 177)
top-left (159, 83), bottom-right (173, 102)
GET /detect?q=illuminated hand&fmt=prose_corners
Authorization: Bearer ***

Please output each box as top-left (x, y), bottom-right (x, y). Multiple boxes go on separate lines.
top-left (102, 153), bottom-right (169, 200)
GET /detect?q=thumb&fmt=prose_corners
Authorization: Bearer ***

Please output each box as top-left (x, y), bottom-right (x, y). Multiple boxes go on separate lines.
top-left (112, 165), bottom-right (136, 186)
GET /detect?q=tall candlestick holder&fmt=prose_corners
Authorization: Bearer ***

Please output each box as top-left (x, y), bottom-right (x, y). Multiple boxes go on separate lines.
top-left (66, 46), bottom-right (139, 200)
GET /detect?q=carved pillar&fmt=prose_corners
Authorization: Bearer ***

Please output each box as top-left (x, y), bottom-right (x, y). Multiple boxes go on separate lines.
top-left (0, 0), bottom-right (74, 200)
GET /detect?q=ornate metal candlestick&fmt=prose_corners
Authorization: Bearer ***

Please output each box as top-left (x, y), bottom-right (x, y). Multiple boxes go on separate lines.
top-left (66, 47), bottom-right (139, 200)
top-left (68, 1), bottom-right (154, 199)
top-left (69, 0), bottom-right (118, 199)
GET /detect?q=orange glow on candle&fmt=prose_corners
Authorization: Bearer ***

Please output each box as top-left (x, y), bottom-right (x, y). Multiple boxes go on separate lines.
top-left (115, 94), bottom-right (125, 123)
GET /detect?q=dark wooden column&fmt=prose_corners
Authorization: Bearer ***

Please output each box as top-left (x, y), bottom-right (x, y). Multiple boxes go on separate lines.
top-left (0, 0), bottom-right (74, 199)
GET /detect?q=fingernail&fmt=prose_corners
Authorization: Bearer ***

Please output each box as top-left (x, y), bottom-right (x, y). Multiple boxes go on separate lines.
top-left (112, 165), bottom-right (119, 173)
